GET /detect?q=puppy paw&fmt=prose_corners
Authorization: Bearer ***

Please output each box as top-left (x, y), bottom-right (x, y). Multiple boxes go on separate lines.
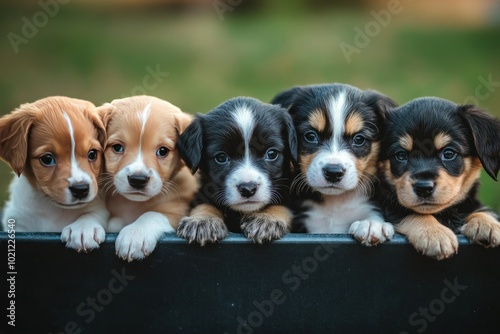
top-left (240, 213), bottom-right (289, 244)
top-left (407, 224), bottom-right (458, 260)
top-left (176, 216), bottom-right (228, 246)
top-left (461, 212), bottom-right (500, 248)
top-left (115, 224), bottom-right (159, 262)
top-left (61, 220), bottom-right (105, 252)
top-left (349, 220), bottom-right (394, 246)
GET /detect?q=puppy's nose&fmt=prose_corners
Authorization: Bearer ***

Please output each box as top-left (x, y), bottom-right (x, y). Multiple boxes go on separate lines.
top-left (128, 174), bottom-right (150, 189)
top-left (413, 181), bottom-right (434, 198)
top-left (237, 182), bottom-right (259, 198)
top-left (322, 164), bottom-right (345, 183)
top-left (69, 182), bottom-right (90, 200)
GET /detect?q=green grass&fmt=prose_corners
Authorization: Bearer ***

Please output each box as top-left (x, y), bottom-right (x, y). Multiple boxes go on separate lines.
top-left (0, 8), bottom-right (499, 210)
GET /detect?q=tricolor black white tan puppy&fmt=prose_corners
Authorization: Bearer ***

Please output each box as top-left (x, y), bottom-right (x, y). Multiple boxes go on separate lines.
top-left (379, 97), bottom-right (500, 260)
top-left (0, 96), bottom-right (108, 251)
top-left (271, 83), bottom-right (396, 245)
top-left (176, 97), bottom-right (297, 245)
top-left (98, 96), bottom-right (197, 261)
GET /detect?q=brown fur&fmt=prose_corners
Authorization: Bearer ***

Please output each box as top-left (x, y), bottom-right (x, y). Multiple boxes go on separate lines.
top-left (345, 112), bottom-right (364, 135)
top-left (434, 133), bottom-right (452, 151)
top-left (241, 205), bottom-right (292, 244)
top-left (308, 109), bottom-right (327, 133)
top-left (462, 212), bottom-right (500, 247)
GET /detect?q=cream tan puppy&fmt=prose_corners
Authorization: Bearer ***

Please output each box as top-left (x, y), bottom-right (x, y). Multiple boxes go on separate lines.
top-left (98, 96), bottom-right (197, 261)
top-left (0, 96), bottom-right (108, 251)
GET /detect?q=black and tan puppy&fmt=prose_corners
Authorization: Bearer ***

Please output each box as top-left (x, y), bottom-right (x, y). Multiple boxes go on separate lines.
top-left (380, 97), bottom-right (500, 259)
top-left (176, 97), bottom-right (297, 245)
top-left (272, 83), bottom-right (396, 246)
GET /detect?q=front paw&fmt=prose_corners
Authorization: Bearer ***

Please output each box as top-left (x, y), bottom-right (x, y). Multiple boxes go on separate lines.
top-left (61, 221), bottom-right (105, 252)
top-left (407, 224), bottom-right (458, 260)
top-left (461, 212), bottom-right (500, 248)
top-left (115, 225), bottom-right (159, 262)
top-left (240, 214), bottom-right (289, 244)
top-left (349, 220), bottom-right (394, 246)
top-left (176, 216), bottom-right (228, 246)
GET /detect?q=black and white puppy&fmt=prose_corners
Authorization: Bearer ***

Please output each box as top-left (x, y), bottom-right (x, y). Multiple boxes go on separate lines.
top-left (380, 97), bottom-right (500, 259)
top-left (176, 97), bottom-right (297, 245)
top-left (272, 83), bottom-right (396, 246)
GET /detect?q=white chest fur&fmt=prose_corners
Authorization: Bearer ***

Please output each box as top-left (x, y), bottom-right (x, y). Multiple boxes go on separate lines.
top-left (302, 191), bottom-right (381, 233)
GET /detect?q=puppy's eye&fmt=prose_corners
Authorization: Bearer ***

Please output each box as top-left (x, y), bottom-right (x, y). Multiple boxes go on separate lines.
top-left (441, 148), bottom-right (457, 161)
top-left (214, 152), bottom-right (229, 164)
top-left (304, 131), bottom-right (319, 144)
top-left (156, 147), bottom-right (169, 158)
top-left (352, 134), bottom-right (366, 146)
top-left (265, 149), bottom-right (279, 161)
top-left (395, 151), bottom-right (408, 162)
top-left (112, 144), bottom-right (124, 153)
top-left (87, 149), bottom-right (98, 162)
top-left (40, 154), bottom-right (56, 167)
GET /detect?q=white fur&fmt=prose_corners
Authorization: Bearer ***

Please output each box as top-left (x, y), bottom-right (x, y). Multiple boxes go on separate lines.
top-left (63, 112), bottom-right (94, 203)
top-left (1, 174), bottom-right (108, 250)
top-left (225, 105), bottom-right (272, 212)
top-left (114, 211), bottom-right (174, 262)
top-left (303, 190), bottom-right (394, 245)
top-left (328, 92), bottom-right (348, 152)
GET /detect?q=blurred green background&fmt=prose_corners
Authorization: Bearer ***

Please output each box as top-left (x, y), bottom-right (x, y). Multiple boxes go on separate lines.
top-left (0, 0), bottom-right (499, 210)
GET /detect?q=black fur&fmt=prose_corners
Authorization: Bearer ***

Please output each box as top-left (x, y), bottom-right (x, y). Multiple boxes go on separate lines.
top-left (176, 97), bottom-right (297, 233)
top-left (379, 97), bottom-right (500, 230)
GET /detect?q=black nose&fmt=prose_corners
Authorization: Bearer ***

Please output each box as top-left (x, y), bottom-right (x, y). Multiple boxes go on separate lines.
top-left (69, 182), bottom-right (89, 200)
top-left (128, 174), bottom-right (150, 189)
top-left (237, 182), bottom-right (258, 198)
top-left (322, 164), bottom-right (346, 183)
top-left (413, 181), bottom-right (435, 198)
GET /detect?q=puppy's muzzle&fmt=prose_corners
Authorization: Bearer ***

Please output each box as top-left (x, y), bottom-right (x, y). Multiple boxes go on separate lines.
top-left (128, 174), bottom-right (150, 190)
top-left (69, 182), bottom-right (90, 200)
top-left (413, 180), bottom-right (434, 199)
top-left (322, 164), bottom-right (346, 183)
top-left (237, 182), bottom-right (259, 198)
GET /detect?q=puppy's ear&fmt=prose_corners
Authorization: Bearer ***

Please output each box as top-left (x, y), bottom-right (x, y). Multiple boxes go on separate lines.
top-left (271, 86), bottom-right (303, 109)
top-left (95, 103), bottom-right (114, 129)
top-left (459, 105), bottom-right (500, 180)
top-left (0, 104), bottom-right (36, 176)
top-left (174, 112), bottom-right (194, 136)
top-left (176, 115), bottom-right (203, 174)
top-left (282, 110), bottom-right (298, 166)
top-left (88, 110), bottom-right (107, 149)
top-left (363, 90), bottom-right (398, 137)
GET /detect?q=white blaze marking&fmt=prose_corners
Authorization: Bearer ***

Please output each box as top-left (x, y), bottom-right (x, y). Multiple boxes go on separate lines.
top-left (130, 102), bottom-right (151, 173)
top-left (63, 112), bottom-right (86, 184)
top-left (327, 92), bottom-right (348, 152)
top-left (233, 105), bottom-right (255, 166)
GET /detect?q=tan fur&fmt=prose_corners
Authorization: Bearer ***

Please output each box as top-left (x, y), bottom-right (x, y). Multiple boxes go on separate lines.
top-left (434, 133), bottom-right (452, 151)
top-left (396, 214), bottom-right (458, 260)
top-left (98, 95), bottom-right (196, 229)
top-left (241, 205), bottom-right (292, 243)
top-left (299, 152), bottom-right (319, 176)
top-left (399, 134), bottom-right (413, 152)
top-left (308, 109), bottom-right (327, 133)
top-left (355, 141), bottom-right (379, 178)
top-left (190, 203), bottom-right (225, 220)
top-left (345, 112), bottom-right (364, 135)
top-left (388, 157), bottom-right (482, 214)
top-left (0, 96), bottom-right (104, 204)
top-left (462, 211), bottom-right (500, 247)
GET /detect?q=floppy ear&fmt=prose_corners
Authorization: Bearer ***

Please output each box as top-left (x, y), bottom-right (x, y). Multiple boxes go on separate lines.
top-left (174, 111), bottom-right (194, 136)
top-left (459, 105), bottom-right (500, 181)
top-left (0, 105), bottom-right (36, 176)
top-left (363, 90), bottom-right (398, 137)
top-left (95, 103), bottom-right (114, 129)
top-left (282, 110), bottom-right (298, 166)
top-left (271, 86), bottom-right (303, 109)
top-left (175, 115), bottom-right (204, 174)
